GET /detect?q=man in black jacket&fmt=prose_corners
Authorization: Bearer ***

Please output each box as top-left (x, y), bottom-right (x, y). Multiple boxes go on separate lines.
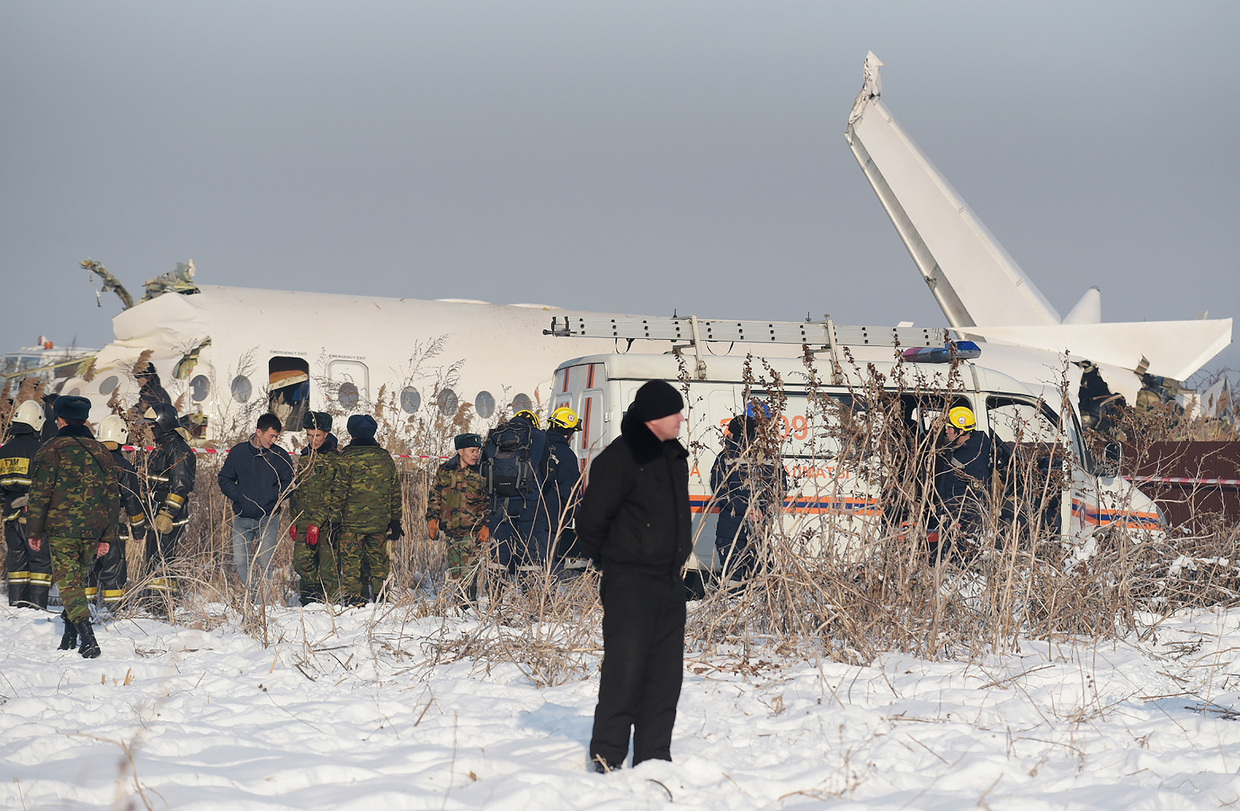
top-left (218, 413), bottom-right (294, 599)
top-left (577, 380), bottom-right (691, 772)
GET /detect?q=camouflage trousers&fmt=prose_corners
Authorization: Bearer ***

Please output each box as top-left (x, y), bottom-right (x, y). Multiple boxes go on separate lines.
top-left (291, 526), bottom-right (341, 601)
top-left (50, 534), bottom-right (104, 624)
top-left (443, 532), bottom-right (483, 600)
top-left (338, 530), bottom-right (389, 602)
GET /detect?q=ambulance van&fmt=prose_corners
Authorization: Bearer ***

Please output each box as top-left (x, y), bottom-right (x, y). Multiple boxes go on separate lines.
top-left (548, 349), bottom-right (1164, 578)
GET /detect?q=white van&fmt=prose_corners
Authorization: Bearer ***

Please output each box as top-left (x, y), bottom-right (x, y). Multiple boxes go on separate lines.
top-left (547, 349), bottom-right (1164, 577)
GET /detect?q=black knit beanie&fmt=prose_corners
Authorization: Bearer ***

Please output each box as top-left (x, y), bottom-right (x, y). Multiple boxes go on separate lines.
top-left (631, 380), bottom-right (683, 421)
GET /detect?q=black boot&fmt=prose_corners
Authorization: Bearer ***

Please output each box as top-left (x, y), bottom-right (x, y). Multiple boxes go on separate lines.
top-left (28, 581), bottom-right (50, 611)
top-left (76, 620), bottom-right (101, 659)
top-left (8, 581), bottom-right (27, 608)
top-left (57, 612), bottom-right (78, 650)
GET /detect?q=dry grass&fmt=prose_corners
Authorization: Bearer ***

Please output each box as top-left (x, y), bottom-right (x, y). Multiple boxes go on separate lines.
top-left (5, 358), bottom-right (1239, 676)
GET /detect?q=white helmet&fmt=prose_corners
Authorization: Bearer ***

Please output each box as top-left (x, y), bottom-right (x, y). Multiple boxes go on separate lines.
top-left (12, 400), bottom-right (45, 432)
top-left (98, 414), bottom-right (129, 446)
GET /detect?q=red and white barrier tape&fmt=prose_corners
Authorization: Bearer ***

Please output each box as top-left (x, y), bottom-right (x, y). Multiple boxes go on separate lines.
top-left (119, 445), bottom-right (451, 460)
top-left (1131, 475), bottom-right (1240, 487)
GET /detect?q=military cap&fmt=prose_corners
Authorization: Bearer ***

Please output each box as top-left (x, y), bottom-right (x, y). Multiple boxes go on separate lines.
top-left (454, 432), bottom-right (482, 450)
top-left (302, 411), bottom-right (333, 431)
top-left (347, 414), bottom-right (378, 439)
top-left (53, 395), bottom-right (91, 421)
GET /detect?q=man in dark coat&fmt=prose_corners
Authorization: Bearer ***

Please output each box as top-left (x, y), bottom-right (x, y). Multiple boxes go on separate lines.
top-left (482, 409), bottom-right (547, 572)
top-left (710, 414), bottom-right (787, 583)
top-left (218, 412), bottom-right (294, 599)
top-left (1, 399), bottom-right (50, 609)
top-left (576, 380), bottom-right (691, 772)
top-left (133, 364), bottom-right (172, 418)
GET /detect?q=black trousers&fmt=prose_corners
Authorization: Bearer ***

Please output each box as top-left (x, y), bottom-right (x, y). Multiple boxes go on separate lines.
top-left (590, 569), bottom-right (686, 767)
top-left (6, 518), bottom-right (51, 607)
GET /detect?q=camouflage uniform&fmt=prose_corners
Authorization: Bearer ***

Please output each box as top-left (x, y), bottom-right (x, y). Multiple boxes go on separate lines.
top-left (329, 439), bottom-right (401, 603)
top-left (426, 454), bottom-right (488, 589)
top-left (26, 425), bottom-right (120, 624)
top-left (290, 434), bottom-right (340, 601)
top-left (143, 428), bottom-right (196, 601)
top-left (87, 447), bottom-right (146, 608)
top-left (1, 424), bottom-right (51, 608)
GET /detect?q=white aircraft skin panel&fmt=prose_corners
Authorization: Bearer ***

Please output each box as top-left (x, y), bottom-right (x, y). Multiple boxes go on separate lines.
top-left (968, 319), bottom-right (1234, 383)
top-left (59, 285), bottom-right (811, 441)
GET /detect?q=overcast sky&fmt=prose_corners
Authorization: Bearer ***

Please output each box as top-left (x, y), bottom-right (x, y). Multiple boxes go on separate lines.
top-left (2, 1), bottom-right (1237, 379)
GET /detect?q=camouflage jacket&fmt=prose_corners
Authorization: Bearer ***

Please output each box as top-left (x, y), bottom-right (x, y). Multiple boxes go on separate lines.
top-left (26, 425), bottom-right (120, 542)
top-left (0, 427), bottom-right (41, 519)
top-left (290, 434), bottom-right (340, 529)
top-left (425, 455), bottom-right (487, 537)
top-left (329, 440), bottom-right (400, 534)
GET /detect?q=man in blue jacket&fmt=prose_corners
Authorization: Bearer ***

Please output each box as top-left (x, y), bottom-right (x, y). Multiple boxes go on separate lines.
top-left (218, 413), bottom-right (294, 599)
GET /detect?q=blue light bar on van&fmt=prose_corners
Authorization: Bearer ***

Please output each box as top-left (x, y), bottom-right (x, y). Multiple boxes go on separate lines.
top-left (901, 341), bottom-right (981, 364)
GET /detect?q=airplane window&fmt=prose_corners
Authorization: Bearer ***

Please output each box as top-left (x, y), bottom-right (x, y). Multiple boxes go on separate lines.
top-left (98, 376), bottom-right (120, 395)
top-left (190, 375), bottom-right (211, 402)
top-left (438, 388), bottom-right (458, 417)
top-left (231, 375), bottom-right (253, 403)
top-left (66, 386), bottom-right (82, 397)
top-left (400, 386), bottom-right (420, 414)
top-left (512, 393), bottom-right (532, 414)
top-left (338, 382), bottom-right (359, 409)
top-left (475, 390), bottom-right (495, 419)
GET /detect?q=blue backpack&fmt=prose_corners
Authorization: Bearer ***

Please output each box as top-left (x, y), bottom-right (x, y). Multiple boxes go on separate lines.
top-left (483, 419), bottom-right (537, 498)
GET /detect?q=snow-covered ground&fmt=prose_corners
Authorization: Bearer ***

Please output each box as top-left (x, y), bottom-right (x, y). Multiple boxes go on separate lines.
top-left (4, 599), bottom-right (1240, 809)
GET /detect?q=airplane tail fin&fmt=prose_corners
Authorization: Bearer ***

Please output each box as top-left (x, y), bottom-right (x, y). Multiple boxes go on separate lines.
top-left (845, 52), bottom-right (1061, 329)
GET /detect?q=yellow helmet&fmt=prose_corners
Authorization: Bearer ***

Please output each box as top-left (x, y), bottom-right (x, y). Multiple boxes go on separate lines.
top-left (549, 406), bottom-right (581, 431)
top-left (514, 409), bottom-right (542, 429)
top-left (947, 406), bottom-right (977, 431)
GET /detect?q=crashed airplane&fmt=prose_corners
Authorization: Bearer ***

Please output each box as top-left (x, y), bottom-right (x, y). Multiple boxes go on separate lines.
top-left (53, 55), bottom-right (1231, 445)
top-left (845, 52), bottom-right (1232, 424)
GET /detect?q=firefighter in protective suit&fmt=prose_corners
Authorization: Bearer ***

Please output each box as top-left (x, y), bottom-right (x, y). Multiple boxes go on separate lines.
top-left (90, 415), bottom-right (146, 609)
top-left (140, 403), bottom-right (196, 608)
top-left (932, 405), bottom-right (993, 564)
top-left (1, 399), bottom-right (51, 609)
top-left (535, 406), bottom-right (584, 571)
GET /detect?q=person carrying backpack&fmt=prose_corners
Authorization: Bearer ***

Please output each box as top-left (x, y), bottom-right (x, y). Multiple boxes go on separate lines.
top-left (481, 409), bottom-right (547, 573)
